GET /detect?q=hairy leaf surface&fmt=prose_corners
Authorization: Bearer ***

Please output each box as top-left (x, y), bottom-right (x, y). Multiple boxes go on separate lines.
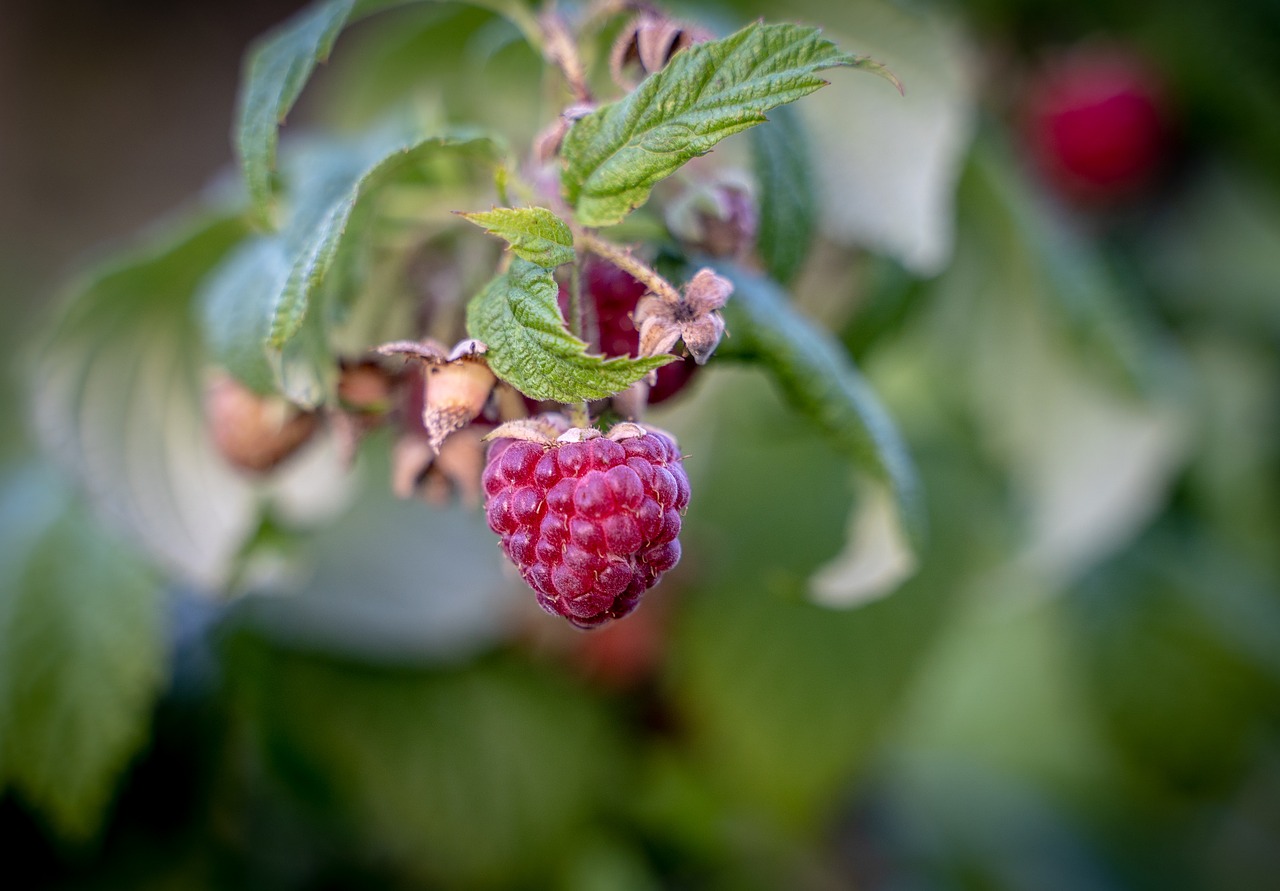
top-left (461, 206), bottom-right (575, 269)
top-left (466, 258), bottom-right (672, 401)
top-left (561, 21), bottom-right (898, 228)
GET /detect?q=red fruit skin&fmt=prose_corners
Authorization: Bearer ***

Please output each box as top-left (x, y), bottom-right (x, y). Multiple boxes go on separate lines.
top-left (1023, 46), bottom-right (1170, 203)
top-left (575, 262), bottom-right (698, 405)
top-left (482, 431), bottom-right (689, 629)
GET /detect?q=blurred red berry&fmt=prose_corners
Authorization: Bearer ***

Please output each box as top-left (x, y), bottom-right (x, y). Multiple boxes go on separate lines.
top-left (1023, 45), bottom-right (1171, 203)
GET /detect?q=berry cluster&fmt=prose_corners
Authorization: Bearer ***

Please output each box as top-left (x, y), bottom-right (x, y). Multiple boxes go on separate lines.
top-left (483, 427), bottom-right (689, 628)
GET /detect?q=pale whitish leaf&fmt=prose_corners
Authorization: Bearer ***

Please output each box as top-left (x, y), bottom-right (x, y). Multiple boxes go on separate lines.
top-left (461, 206), bottom-right (575, 269)
top-left (237, 0), bottom-right (537, 221)
top-left (465, 258), bottom-right (672, 401)
top-left (0, 469), bottom-right (165, 839)
top-left (34, 211), bottom-right (261, 588)
top-left (717, 263), bottom-right (926, 557)
top-left (34, 208), bottom-right (352, 589)
top-left (791, 0), bottom-right (976, 275)
top-left (748, 104), bottom-right (815, 284)
top-left (561, 21), bottom-right (898, 228)
top-left (809, 478), bottom-right (918, 608)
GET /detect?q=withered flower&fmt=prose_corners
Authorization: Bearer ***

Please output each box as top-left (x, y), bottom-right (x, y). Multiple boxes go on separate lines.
top-left (610, 12), bottom-right (711, 89)
top-left (635, 268), bottom-right (732, 365)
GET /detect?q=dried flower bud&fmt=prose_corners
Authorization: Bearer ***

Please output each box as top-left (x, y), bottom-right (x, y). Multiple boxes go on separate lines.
top-left (204, 373), bottom-right (318, 474)
top-left (610, 13), bottom-right (711, 90)
top-left (376, 338), bottom-right (497, 452)
top-left (533, 103), bottom-right (596, 163)
top-left (634, 268), bottom-right (732, 365)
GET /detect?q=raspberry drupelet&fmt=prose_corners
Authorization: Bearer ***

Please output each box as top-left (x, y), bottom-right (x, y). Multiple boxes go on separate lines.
top-left (483, 426), bottom-right (689, 628)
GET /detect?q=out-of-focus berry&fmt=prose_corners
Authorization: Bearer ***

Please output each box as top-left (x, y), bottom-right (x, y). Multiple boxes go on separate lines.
top-left (204, 374), bottom-right (318, 474)
top-left (1023, 45), bottom-right (1171, 204)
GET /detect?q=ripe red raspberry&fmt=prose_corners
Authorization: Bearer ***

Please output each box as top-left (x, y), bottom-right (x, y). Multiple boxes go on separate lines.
top-left (482, 426), bottom-right (690, 628)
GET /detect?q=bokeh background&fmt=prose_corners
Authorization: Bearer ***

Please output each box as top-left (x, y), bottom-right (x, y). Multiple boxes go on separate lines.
top-left (2, 0), bottom-right (1279, 888)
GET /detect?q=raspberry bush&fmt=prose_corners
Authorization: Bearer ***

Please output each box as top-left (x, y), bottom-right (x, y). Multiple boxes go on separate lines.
top-left (10, 0), bottom-right (1280, 885)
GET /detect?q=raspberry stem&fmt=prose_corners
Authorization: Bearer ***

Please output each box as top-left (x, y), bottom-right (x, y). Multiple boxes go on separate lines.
top-left (577, 230), bottom-right (682, 305)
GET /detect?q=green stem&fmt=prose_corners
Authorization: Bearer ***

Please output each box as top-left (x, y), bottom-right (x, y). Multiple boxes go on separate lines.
top-left (577, 230), bottom-right (681, 304)
top-left (567, 251), bottom-right (592, 428)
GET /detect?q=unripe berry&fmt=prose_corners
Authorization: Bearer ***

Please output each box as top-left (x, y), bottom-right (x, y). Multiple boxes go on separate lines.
top-left (204, 374), bottom-right (318, 473)
top-left (482, 424), bottom-right (690, 628)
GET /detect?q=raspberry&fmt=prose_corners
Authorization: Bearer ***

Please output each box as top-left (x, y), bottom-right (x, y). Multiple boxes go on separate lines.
top-left (482, 426), bottom-right (690, 628)
top-left (1022, 45), bottom-right (1170, 204)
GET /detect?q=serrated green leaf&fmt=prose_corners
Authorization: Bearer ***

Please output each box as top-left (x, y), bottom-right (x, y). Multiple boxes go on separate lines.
top-left (561, 21), bottom-right (897, 228)
top-left (461, 206), bottom-right (575, 268)
top-left (237, 0), bottom-right (538, 222)
top-left (749, 104), bottom-right (815, 284)
top-left (716, 264), bottom-right (925, 553)
top-left (237, 0), bottom-right (360, 221)
top-left (466, 258), bottom-right (673, 401)
top-left (0, 469), bottom-right (165, 840)
top-left (267, 131), bottom-right (501, 352)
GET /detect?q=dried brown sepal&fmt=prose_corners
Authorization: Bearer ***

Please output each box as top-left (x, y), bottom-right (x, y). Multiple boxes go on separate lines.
top-left (605, 421), bottom-right (648, 441)
top-left (634, 268), bottom-right (732, 365)
top-left (556, 427), bottom-right (604, 443)
top-left (610, 12), bottom-right (711, 90)
top-left (484, 415), bottom-right (571, 445)
top-left (204, 374), bottom-right (319, 474)
top-left (376, 338), bottom-right (496, 452)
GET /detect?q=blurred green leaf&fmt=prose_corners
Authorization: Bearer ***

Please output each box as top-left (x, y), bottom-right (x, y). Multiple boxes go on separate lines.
top-left (466, 258), bottom-right (672, 401)
top-left (207, 127), bottom-right (500, 405)
top-left (668, 371), bottom-right (1001, 826)
top-left (749, 105), bottom-right (815, 284)
top-left (33, 208), bottom-right (266, 588)
top-left (462, 205), bottom-right (575, 268)
top-left (1066, 525), bottom-right (1280, 794)
top-left (226, 638), bottom-right (621, 886)
top-left (0, 468), bottom-right (165, 840)
top-left (967, 138), bottom-right (1175, 397)
top-left (562, 22), bottom-right (897, 228)
top-left (716, 264), bottom-right (926, 555)
top-left (236, 0), bottom-right (536, 222)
